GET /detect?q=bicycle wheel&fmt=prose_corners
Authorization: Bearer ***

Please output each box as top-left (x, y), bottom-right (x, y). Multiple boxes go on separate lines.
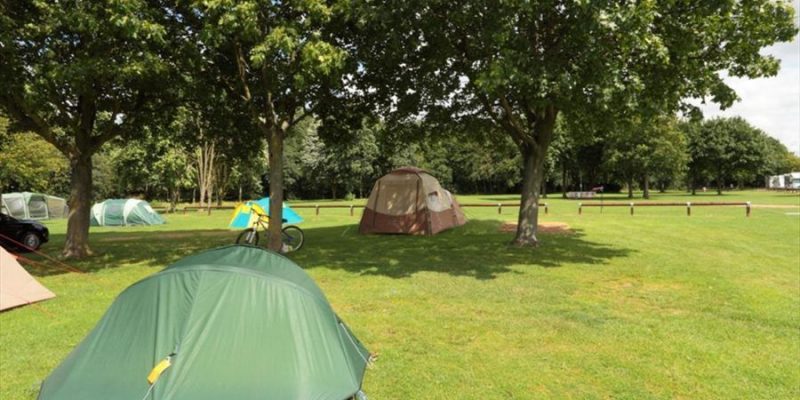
top-left (236, 229), bottom-right (259, 245)
top-left (281, 225), bottom-right (304, 252)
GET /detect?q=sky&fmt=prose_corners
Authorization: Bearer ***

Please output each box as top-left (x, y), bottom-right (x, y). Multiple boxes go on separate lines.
top-left (695, 0), bottom-right (800, 154)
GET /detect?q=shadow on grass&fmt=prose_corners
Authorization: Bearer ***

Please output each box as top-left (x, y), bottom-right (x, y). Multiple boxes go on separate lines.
top-left (23, 220), bottom-right (632, 281)
top-left (22, 229), bottom-right (239, 277)
top-left (291, 219), bottom-right (632, 280)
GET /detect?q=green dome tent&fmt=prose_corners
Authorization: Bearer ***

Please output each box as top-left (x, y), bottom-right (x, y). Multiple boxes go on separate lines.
top-left (38, 246), bottom-right (370, 400)
top-left (90, 199), bottom-right (165, 226)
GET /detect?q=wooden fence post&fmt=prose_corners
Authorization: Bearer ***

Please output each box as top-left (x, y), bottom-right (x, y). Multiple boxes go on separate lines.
top-left (686, 202), bottom-right (691, 216)
top-left (498, 203), bottom-right (502, 214)
top-left (315, 204), bottom-right (320, 216)
top-left (350, 205), bottom-right (354, 216)
top-left (544, 203), bottom-right (548, 215)
top-left (746, 201), bottom-right (751, 217)
top-left (578, 203), bottom-right (582, 215)
top-left (630, 202), bottom-right (634, 216)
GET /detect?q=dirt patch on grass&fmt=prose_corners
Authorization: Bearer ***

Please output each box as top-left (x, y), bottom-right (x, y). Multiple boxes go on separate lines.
top-left (499, 221), bottom-right (573, 234)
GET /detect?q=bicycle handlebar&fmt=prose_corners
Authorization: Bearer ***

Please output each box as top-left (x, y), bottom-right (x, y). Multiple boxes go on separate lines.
top-left (251, 209), bottom-right (289, 223)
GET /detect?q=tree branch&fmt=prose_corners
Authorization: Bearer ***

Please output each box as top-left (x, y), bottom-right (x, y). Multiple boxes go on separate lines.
top-left (498, 93), bottom-right (534, 147)
top-left (1, 93), bottom-right (75, 157)
top-left (261, 65), bottom-right (278, 130)
top-left (234, 42), bottom-right (253, 103)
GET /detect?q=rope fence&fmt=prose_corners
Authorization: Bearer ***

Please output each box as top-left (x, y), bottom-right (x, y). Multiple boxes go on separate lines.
top-left (578, 201), bottom-right (752, 217)
top-left (167, 201), bottom-right (753, 217)
top-left (172, 202), bottom-right (544, 216)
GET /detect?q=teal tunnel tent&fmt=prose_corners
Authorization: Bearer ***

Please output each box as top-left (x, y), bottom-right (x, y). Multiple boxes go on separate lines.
top-left (90, 199), bottom-right (165, 226)
top-left (1, 192), bottom-right (68, 220)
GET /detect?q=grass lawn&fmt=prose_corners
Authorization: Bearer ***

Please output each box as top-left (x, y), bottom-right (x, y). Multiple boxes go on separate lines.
top-left (1, 190), bottom-right (798, 399)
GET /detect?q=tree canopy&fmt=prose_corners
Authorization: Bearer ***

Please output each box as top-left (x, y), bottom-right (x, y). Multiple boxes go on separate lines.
top-left (684, 116), bottom-right (777, 194)
top-left (0, 0), bottom-right (184, 257)
top-left (0, 1), bottom-right (796, 255)
top-left (175, 0), bottom-right (360, 250)
top-left (352, 0), bottom-right (797, 245)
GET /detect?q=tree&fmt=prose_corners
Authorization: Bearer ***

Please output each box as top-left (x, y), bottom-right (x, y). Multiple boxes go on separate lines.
top-left (762, 136), bottom-right (797, 180)
top-left (685, 117), bottom-right (769, 194)
top-left (229, 157), bottom-right (266, 203)
top-left (649, 127), bottom-right (688, 194)
top-left (787, 153), bottom-right (800, 173)
top-left (354, 0), bottom-right (797, 246)
top-left (319, 123), bottom-right (379, 199)
top-left (0, 2), bottom-right (182, 257)
top-left (195, 140), bottom-right (217, 210)
top-left (446, 126), bottom-right (521, 195)
top-left (605, 116), bottom-right (686, 198)
top-left (183, 0), bottom-right (356, 250)
top-left (0, 132), bottom-right (70, 194)
top-left (109, 130), bottom-right (195, 210)
top-left (155, 145), bottom-right (194, 211)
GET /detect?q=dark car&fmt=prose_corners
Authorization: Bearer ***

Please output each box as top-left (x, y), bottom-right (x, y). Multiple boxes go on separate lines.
top-left (0, 213), bottom-right (49, 251)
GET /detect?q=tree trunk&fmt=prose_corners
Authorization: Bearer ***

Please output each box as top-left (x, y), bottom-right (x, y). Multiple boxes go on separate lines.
top-left (643, 174), bottom-right (650, 199)
top-left (206, 188), bottom-right (212, 215)
top-left (63, 154), bottom-right (93, 258)
top-left (716, 175), bottom-right (723, 195)
top-left (196, 140), bottom-right (216, 209)
top-left (513, 143), bottom-right (548, 246)
top-left (215, 161), bottom-right (230, 207)
top-left (627, 177), bottom-right (634, 199)
top-left (238, 186), bottom-right (242, 203)
top-left (561, 162), bottom-right (568, 199)
top-left (267, 127), bottom-right (285, 251)
top-left (168, 188), bottom-right (178, 212)
top-left (512, 107), bottom-right (557, 247)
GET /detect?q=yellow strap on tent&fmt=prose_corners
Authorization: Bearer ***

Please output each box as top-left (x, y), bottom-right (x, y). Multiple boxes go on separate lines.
top-left (146, 357), bottom-right (172, 385)
top-left (229, 203), bottom-right (249, 226)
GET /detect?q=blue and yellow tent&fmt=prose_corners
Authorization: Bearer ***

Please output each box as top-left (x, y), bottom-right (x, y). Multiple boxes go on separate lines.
top-left (229, 197), bottom-right (304, 229)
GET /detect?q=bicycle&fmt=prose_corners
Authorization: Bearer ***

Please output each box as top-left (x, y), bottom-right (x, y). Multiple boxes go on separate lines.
top-left (235, 210), bottom-right (304, 253)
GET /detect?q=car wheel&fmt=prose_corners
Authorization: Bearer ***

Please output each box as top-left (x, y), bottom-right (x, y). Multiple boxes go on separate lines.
top-left (21, 232), bottom-right (41, 251)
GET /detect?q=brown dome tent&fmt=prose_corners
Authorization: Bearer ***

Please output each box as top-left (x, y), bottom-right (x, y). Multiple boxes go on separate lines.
top-left (359, 167), bottom-right (466, 235)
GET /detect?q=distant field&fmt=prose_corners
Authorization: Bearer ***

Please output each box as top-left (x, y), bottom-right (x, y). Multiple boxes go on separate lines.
top-left (1, 190), bottom-right (798, 399)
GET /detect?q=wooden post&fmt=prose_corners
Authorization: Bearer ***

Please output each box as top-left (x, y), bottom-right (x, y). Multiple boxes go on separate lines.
top-left (630, 202), bottom-right (634, 216)
top-left (746, 201), bottom-right (751, 217)
top-left (686, 202), bottom-right (691, 216)
top-left (578, 203), bottom-right (582, 215)
top-left (498, 203), bottom-right (502, 214)
top-left (350, 205), bottom-right (354, 216)
top-left (315, 204), bottom-right (320, 216)
top-left (544, 203), bottom-right (548, 215)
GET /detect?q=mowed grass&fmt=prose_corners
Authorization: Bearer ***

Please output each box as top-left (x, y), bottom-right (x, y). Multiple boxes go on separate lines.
top-left (1, 190), bottom-right (798, 399)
